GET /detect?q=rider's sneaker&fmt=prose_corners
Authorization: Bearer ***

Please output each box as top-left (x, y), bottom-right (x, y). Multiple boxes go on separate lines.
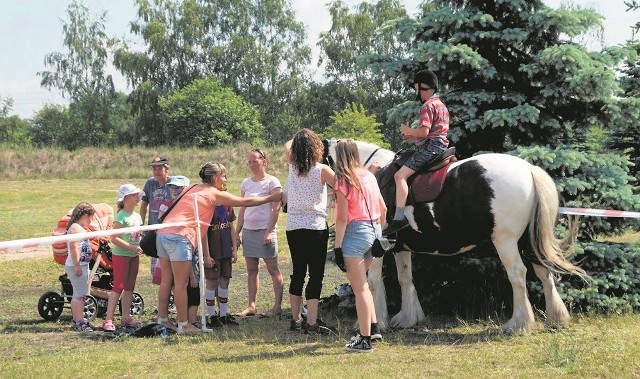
top-left (382, 219), bottom-right (409, 236)
top-left (345, 335), bottom-right (373, 352)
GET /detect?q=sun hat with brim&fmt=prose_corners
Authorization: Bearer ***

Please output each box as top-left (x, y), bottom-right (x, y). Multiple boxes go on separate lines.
top-left (149, 156), bottom-right (170, 167)
top-left (167, 175), bottom-right (190, 187)
top-left (117, 184), bottom-right (145, 203)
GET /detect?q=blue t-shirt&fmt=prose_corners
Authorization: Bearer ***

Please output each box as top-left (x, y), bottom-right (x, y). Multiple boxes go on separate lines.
top-left (208, 205), bottom-right (236, 260)
top-left (142, 177), bottom-right (172, 225)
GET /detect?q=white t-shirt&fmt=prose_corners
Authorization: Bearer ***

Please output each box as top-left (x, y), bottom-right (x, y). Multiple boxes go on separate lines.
top-left (240, 175), bottom-right (282, 230)
top-left (285, 163), bottom-right (328, 231)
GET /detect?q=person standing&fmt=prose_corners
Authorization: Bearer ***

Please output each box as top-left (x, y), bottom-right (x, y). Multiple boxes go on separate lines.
top-left (156, 161), bottom-right (280, 334)
top-left (384, 70), bottom-right (449, 236)
top-left (332, 139), bottom-right (387, 352)
top-left (103, 184), bottom-right (145, 332)
top-left (141, 155), bottom-right (172, 283)
top-left (284, 129), bottom-right (336, 334)
top-left (203, 163), bottom-right (239, 327)
top-left (236, 148), bottom-right (284, 318)
top-left (65, 202), bottom-right (96, 333)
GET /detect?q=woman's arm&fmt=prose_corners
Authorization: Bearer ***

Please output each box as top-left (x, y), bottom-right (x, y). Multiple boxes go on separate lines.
top-left (334, 191), bottom-right (348, 249)
top-left (215, 190), bottom-right (281, 208)
top-left (263, 187), bottom-right (282, 243)
top-left (320, 164), bottom-right (335, 186)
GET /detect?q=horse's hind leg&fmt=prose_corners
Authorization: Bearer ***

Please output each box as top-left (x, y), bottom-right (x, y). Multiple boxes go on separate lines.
top-left (494, 238), bottom-right (535, 333)
top-left (390, 251), bottom-right (425, 328)
top-left (532, 264), bottom-right (570, 328)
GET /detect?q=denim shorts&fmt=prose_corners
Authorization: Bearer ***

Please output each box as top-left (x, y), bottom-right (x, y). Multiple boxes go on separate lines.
top-left (341, 221), bottom-right (381, 259)
top-left (404, 139), bottom-right (447, 171)
top-left (156, 233), bottom-right (193, 262)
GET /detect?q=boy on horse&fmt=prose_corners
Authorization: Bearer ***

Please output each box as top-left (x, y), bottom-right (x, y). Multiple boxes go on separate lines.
top-left (383, 70), bottom-right (450, 236)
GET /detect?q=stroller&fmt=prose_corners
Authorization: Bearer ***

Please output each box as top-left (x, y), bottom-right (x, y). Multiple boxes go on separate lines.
top-left (37, 203), bottom-right (145, 322)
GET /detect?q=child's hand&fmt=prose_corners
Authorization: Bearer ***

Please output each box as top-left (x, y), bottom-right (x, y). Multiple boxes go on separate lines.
top-left (231, 249), bottom-right (237, 263)
top-left (204, 256), bottom-right (214, 268)
top-left (74, 265), bottom-right (82, 277)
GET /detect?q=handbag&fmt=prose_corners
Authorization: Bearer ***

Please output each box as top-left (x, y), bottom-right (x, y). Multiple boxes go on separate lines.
top-left (363, 191), bottom-right (392, 258)
top-left (140, 184), bottom-right (197, 258)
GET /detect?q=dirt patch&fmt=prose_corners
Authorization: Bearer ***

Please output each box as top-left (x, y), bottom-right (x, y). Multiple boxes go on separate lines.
top-left (0, 246), bottom-right (51, 262)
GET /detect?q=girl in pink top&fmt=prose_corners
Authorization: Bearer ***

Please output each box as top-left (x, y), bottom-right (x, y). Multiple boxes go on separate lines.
top-left (333, 139), bottom-right (387, 352)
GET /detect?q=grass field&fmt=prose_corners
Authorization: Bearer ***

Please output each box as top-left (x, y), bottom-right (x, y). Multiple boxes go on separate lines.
top-left (1, 145), bottom-right (639, 378)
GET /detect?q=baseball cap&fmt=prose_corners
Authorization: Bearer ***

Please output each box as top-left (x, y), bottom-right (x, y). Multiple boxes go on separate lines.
top-left (117, 184), bottom-right (145, 203)
top-left (167, 175), bottom-right (190, 187)
top-left (150, 155), bottom-right (170, 167)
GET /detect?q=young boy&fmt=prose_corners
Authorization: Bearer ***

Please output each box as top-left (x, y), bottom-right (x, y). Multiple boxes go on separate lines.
top-left (203, 164), bottom-right (240, 327)
top-left (384, 70), bottom-right (450, 236)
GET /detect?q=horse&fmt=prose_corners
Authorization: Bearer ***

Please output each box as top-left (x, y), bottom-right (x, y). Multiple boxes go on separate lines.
top-left (324, 138), bottom-right (587, 334)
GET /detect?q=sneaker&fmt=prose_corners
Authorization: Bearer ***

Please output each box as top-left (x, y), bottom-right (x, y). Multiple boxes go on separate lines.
top-left (71, 321), bottom-right (94, 333)
top-left (382, 219), bottom-right (409, 236)
top-left (219, 314), bottom-right (239, 326)
top-left (350, 323), bottom-right (382, 342)
top-left (102, 319), bottom-right (115, 332)
top-left (289, 317), bottom-right (305, 332)
top-left (345, 335), bottom-right (373, 352)
top-left (207, 315), bottom-right (223, 328)
top-left (305, 319), bottom-right (337, 336)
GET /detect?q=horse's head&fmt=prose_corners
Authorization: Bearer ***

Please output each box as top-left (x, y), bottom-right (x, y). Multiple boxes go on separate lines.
top-left (323, 138), bottom-right (395, 171)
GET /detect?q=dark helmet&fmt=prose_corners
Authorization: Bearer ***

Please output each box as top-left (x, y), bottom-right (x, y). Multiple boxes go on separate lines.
top-left (411, 70), bottom-right (439, 92)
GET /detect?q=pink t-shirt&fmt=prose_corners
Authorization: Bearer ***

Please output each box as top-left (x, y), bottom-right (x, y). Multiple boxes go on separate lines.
top-left (158, 185), bottom-right (217, 247)
top-left (334, 169), bottom-right (383, 224)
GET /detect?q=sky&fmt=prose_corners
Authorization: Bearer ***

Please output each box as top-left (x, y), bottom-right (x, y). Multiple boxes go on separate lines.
top-left (0, 0), bottom-right (637, 119)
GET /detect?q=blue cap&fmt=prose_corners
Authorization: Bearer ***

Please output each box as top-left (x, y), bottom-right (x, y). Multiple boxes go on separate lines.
top-left (167, 175), bottom-right (190, 187)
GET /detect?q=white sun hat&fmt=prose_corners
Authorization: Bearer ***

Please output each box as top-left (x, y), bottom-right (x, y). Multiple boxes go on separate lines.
top-left (117, 184), bottom-right (145, 203)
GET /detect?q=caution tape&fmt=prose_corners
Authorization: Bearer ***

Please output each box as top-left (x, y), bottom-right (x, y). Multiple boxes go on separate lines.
top-left (559, 207), bottom-right (640, 219)
top-left (0, 221), bottom-right (193, 252)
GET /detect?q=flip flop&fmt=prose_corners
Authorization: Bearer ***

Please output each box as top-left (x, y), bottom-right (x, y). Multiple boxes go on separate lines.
top-left (238, 308), bottom-right (256, 317)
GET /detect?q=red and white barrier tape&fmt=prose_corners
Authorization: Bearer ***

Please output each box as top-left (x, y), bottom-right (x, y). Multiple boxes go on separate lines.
top-left (0, 221), bottom-right (193, 252)
top-left (559, 207), bottom-right (640, 219)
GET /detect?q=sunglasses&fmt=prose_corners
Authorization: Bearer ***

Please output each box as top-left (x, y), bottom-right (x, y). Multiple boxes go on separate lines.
top-left (251, 148), bottom-right (266, 159)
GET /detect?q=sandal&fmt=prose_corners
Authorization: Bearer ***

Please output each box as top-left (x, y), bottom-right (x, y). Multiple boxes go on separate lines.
top-left (158, 318), bottom-right (177, 331)
top-left (121, 316), bottom-right (142, 329)
top-left (102, 319), bottom-right (116, 332)
top-left (177, 321), bottom-right (200, 334)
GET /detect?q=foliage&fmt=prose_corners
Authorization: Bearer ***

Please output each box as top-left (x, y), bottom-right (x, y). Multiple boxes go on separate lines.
top-left (316, 0), bottom-right (412, 147)
top-left (30, 104), bottom-right (72, 147)
top-left (0, 97), bottom-right (30, 146)
top-left (321, 103), bottom-right (389, 148)
top-left (548, 242), bottom-right (640, 314)
top-left (114, 0), bottom-right (310, 145)
top-left (159, 77), bottom-right (263, 147)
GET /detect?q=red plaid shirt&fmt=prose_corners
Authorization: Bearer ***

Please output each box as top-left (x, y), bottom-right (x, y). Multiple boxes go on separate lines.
top-left (418, 95), bottom-right (449, 146)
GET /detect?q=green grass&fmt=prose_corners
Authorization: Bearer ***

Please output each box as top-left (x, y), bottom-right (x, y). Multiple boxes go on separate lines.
top-left (1, 144), bottom-right (640, 378)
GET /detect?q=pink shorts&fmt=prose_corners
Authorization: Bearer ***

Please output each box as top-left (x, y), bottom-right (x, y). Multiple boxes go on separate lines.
top-left (111, 255), bottom-right (140, 293)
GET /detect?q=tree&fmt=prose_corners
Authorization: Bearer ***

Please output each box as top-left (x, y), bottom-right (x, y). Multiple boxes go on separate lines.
top-left (322, 103), bottom-right (389, 148)
top-left (30, 104), bottom-right (72, 147)
top-left (158, 77), bottom-right (263, 147)
top-left (114, 0), bottom-right (310, 144)
top-left (0, 97), bottom-right (30, 146)
top-left (316, 0), bottom-right (413, 146)
top-left (38, 0), bottom-right (131, 149)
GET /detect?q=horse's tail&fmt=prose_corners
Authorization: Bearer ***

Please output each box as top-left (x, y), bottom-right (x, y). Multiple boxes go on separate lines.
top-left (528, 165), bottom-right (588, 279)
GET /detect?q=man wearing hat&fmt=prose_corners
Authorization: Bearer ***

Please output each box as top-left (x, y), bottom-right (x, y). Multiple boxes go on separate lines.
top-left (141, 155), bottom-right (172, 281)
top-left (383, 70), bottom-right (450, 236)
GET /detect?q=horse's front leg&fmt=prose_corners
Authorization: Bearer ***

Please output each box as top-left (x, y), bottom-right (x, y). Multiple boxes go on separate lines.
top-left (367, 257), bottom-right (388, 331)
top-left (390, 251), bottom-right (425, 328)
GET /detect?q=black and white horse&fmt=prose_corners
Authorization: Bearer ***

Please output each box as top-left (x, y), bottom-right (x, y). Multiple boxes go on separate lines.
top-left (325, 139), bottom-right (587, 333)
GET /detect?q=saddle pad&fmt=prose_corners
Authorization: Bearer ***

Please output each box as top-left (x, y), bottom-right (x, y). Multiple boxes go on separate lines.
top-left (410, 163), bottom-right (451, 203)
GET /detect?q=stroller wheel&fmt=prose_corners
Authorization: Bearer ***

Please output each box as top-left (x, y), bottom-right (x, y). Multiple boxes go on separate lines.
top-left (38, 291), bottom-right (64, 321)
top-left (83, 295), bottom-right (98, 321)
